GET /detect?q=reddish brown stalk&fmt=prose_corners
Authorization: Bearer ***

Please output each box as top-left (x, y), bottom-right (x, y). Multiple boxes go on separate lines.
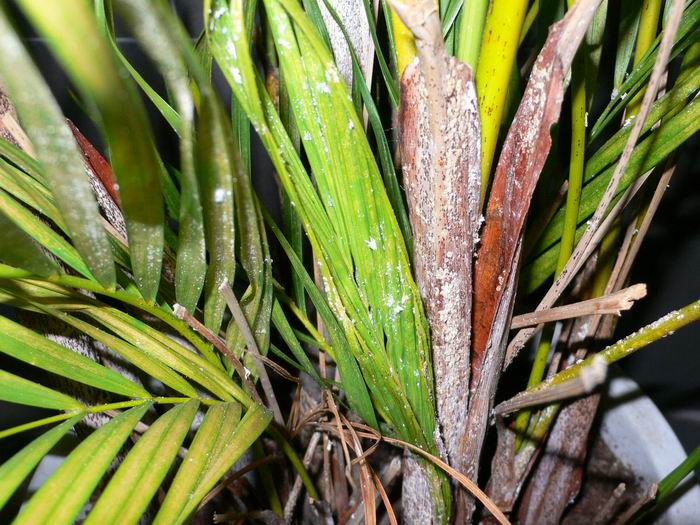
top-left (461, 5), bottom-right (603, 517)
top-left (173, 303), bottom-right (264, 406)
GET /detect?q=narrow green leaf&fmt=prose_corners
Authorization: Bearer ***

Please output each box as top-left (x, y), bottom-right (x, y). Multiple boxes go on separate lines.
top-left (614, 0), bottom-right (642, 89)
top-left (0, 264), bottom-right (225, 369)
top-left (0, 209), bottom-right (58, 276)
top-left (0, 416), bottom-right (84, 509)
top-left (224, 100), bottom-right (274, 372)
top-left (271, 300), bottom-right (322, 382)
top-left (0, 315), bottom-right (151, 399)
top-left (197, 94), bottom-right (237, 333)
top-left (523, 93), bottom-right (700, 292)
top-left (44, 308), bottom-right (200, 398)
top-left (660, 442), bottom-right (700, 494)
top-left (115, 0), bottom-right (206, 313)
top-left (0, 158), bottom-right (65, 230)
top-left (85, 400), bottom-right (200, 525)
top-left (320, 0), bottom-right (413, 250)
top-left (0, 138), bottom-right (44, 183)
top-left (0, 7), bottom-right (116, 288)
top-left (360, 0), bottom-right (400, 106)
top-left (18, 0), bottom-right (165, 301)
top-left (116, 50), bottom-right (182, 135)
top-left (0, 188), bottom-right (92, 278)
top-left (84, 307), bottom-right (246, 403)
top-left (208, 0), bottom-right (433, 442)
top-left (14, 403), bottom-right (151, 525)
top-left (0, 369), bottom-right (83, 411)
top-left (585, 0), bottom-right (608, 110)
top-left (153, 402), bottom-right (271, 524)
top-left (591, 0), bottom-right (700, 139)
top-left (264, 210), bottom-right (377, 427)
top-left (455, 0), bottom-right (488, 69)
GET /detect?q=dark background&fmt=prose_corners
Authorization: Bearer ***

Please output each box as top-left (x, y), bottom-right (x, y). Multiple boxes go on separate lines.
top-left (1, 0), bottom-right (698, 499)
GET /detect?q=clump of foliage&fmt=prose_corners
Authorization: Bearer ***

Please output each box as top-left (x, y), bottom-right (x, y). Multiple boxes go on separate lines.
top-left (0, 0), bottom-right (699, 523)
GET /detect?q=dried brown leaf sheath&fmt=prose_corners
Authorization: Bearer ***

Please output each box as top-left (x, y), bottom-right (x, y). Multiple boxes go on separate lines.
top-left (464, 0), bottom-right (601, 515)
top-left (472, 0), bottom-right (603, 383)
top-left (395, 0), bottom-right (481, 477)
top-left (68, 119), bottom-right (122, 208)
top-left (472, 28), bottom-right (562, 384)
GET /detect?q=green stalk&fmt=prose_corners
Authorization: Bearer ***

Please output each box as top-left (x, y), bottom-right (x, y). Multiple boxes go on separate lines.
top-left (0, 397), bottom-right (215, 440)
top-left (627, 0), bottom-right (663, 116)
top-left (557, 57), bottom-right (587, 274)
top-left (514, 333), bottom-right (552, 448)
top-left (519, 0), bottom-right (540, 44)
top-left (539, 298), bottom-right (700, 390)
top-left (456, 0), bottom-right (489, 69)
top-left (476, 0), bottom-right (529, 204)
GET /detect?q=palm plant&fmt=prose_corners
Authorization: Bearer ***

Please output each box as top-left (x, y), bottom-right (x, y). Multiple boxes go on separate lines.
top-left (0, 0), bottom-right (699, 523)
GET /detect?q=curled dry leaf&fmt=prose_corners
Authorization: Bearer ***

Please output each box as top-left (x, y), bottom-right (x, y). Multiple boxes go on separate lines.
top-left (392, 0), bottom-right (481, 508)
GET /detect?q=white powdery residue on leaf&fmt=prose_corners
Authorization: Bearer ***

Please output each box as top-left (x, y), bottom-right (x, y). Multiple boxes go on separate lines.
top-left (316, 82), bottom-right (331, 94)
top-left (226, 40), bottom-right (237, 59)
top-left (365, 238), bottom-right (377, 250)
top-left (230, 66), bottom-right (242, 84)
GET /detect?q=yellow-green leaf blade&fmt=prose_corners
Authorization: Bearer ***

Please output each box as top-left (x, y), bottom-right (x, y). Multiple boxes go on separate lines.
top-left (0, 315), bottom-right (150, 399)
top-left (196, 95), bottom-right (237, 333)
top-left (0, 188), bottom-right (91, 278)
top-left (85, 400), bottom-right (200, 525)
top-left (47, 308), bottom-right (200, 398)
top-left (17, 0), bottom-right (165, 301)
top-left (0, 415), bottom-right (84, 509)
top-left (115, 0), bottom-right (206, 312)
top-left (153, 402), bottom-right (271, 524)
top-left (0, 209), bottom-right (58, 277)
top-left (13, 403), bottom-right (151, 525)
top-left (0, 369), bottom-right (84, 411)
